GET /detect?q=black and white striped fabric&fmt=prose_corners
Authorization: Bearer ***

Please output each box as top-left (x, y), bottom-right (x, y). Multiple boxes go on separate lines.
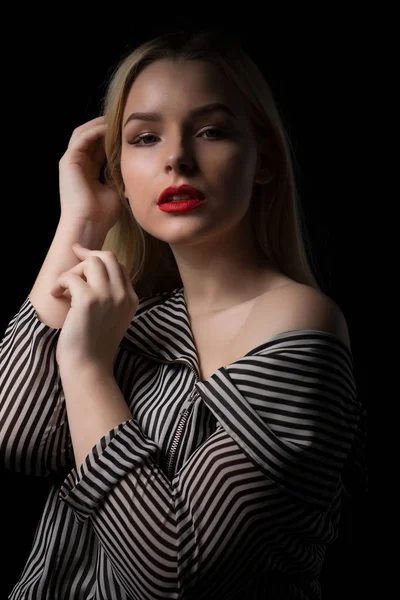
top-left (0, 286), bottom-right (364, 599)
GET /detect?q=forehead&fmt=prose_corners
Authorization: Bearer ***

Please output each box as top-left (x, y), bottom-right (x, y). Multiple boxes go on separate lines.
top-left (123, 59), bottom-right (249, 119)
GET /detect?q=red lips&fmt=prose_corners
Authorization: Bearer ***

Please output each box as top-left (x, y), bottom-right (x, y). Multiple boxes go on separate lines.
top-left (158, 184), bottom-right (204, 205)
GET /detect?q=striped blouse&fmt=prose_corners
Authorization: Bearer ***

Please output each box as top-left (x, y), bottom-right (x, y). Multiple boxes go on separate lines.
top-left (0, 286), bottom-right (365, 599)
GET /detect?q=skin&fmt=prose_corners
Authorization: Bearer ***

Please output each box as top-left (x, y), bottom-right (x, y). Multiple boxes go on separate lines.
top-left (43, 58), bottom-right (350, 469)
top-left (120, 58), bottom-right (279, 316)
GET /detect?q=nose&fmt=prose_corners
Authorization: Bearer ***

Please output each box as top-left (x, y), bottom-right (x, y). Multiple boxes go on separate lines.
top-left (164, 136), bottom-right (196, 175)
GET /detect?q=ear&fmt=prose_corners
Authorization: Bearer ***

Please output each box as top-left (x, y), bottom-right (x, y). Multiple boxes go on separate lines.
top-left (255, 138), bottom-right (275, 184)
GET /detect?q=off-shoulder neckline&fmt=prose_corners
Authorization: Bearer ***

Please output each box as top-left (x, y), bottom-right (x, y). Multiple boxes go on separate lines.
top-left (170, 286), bottom-right (352, 358)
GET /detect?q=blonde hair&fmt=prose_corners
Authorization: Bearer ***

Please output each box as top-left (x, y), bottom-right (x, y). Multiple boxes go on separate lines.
top-left (101, 31), bottom-right (320, 297)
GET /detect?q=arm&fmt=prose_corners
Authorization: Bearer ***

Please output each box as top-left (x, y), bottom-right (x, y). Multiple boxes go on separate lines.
top-left (29, 116), bottom-right (121, 329)
top-left (58, 334), bottom-right (363, 599)
top-left (28, 217), bottom-right (108, 328)
top-left (0, 298), bottom-right (71, 474)
top-left (0, 117), bottom-right (121, 474)
top-left (60, 365), bottom-right (132, 470)
top-left (0, 218), bottom-right (108, 474)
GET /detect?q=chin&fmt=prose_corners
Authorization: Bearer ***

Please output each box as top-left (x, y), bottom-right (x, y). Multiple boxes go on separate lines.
top-left (147, 221), bottom-right (210, 244)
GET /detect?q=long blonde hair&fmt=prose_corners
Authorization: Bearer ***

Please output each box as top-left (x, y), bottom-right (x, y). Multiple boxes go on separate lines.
top-left (101, 31), bottom-right (320, 297)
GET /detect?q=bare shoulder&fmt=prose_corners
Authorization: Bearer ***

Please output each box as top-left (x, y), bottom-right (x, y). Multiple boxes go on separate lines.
top-left (254, 280), bottom-right (351, 350)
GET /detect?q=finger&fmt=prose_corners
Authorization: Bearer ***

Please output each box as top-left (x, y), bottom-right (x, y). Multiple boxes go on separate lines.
top-left (51, 271), bottom-right (89, 300)
top-left (50, 262), bottom-right (87, 297)
top-left (67, 123), bottom-right (107, 155)
top-left (50, 280), bottom-right (68, 298)
top-left (50, 255), bottom-right (107, 298)
top-left (51, 254), bottom-right (110, 300)
top-left (82, 256), bottom-right (111, 297)
top-left (72, 245), bottom-right (127, 295)
top-left (69, 116), bottom-right (106, 142)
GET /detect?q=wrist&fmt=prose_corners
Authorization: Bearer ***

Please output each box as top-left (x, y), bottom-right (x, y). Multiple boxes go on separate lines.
top-left (57, 217), bottom-right (108, 250)
top-left (59, 360), bottom-right (114, 383)
top-left (59, 360), bottom-right (131, 471)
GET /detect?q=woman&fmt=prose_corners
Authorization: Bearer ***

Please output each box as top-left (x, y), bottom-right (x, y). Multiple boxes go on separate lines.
top-left (0, 31), bottom-right (365, 599)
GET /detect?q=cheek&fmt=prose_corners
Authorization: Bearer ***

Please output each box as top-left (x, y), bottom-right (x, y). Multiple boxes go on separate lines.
top-left (213, 145), bottom-right (257, 193)
top-left (120, 153), bottom-right (159, 229)
top-left (120, 153), bottom-right (150, 197)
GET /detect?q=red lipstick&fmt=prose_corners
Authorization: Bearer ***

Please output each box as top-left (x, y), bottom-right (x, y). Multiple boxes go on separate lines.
top-left (158, 184), bottom-right (206, 213)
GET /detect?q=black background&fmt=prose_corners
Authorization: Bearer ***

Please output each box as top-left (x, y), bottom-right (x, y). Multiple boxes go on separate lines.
top-left (1, 20), bottom-right (371, 600)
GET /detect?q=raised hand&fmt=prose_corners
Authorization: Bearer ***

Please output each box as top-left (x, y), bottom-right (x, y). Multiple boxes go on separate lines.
top-left (51, 244), bottom-right (139, 374)
top-left (28, 116), bottom-right (128, 329)
top-left (59, 116), bottom-right (122, 231)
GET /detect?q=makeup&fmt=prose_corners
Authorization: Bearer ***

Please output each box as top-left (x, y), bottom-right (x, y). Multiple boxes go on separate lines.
top-left (158, 199), bottom-right (206, 213)
top-left (158, 184), bottom-right (206, 213)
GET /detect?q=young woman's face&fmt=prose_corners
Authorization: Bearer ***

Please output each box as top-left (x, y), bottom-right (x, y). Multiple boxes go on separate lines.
top-left (120, 59), bottom-right (261, 247)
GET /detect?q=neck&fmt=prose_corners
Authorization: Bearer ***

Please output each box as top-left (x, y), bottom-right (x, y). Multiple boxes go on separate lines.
top-left (169, 211), bottom-right (277, 317)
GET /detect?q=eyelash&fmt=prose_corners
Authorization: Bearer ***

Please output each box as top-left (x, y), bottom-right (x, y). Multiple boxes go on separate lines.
top-left (128, 127), bottom-right (225, 146)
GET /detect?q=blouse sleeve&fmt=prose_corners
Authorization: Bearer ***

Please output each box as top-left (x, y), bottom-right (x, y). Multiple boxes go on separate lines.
top-left (0, 297), bottom-right (73, 475)
top-left (58, 332), bottom-right (363, 599)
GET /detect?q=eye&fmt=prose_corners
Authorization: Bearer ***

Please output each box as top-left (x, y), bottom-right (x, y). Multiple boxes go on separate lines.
top-left (128, 133), bottom-right (159, 146)
top-left (198, 127), bottom-right (225, 140)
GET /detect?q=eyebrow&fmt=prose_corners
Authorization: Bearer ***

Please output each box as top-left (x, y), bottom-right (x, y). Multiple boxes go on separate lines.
top-left (123, 102), bottom-right (236, 128)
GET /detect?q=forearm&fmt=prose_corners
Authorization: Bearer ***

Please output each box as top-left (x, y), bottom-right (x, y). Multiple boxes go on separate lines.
top-left (29, 218), bottom-right (107, 329)
top-left (0, 299), bottom-right (72, 474)
top-left (60, 365), bottom-right (132, 470)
